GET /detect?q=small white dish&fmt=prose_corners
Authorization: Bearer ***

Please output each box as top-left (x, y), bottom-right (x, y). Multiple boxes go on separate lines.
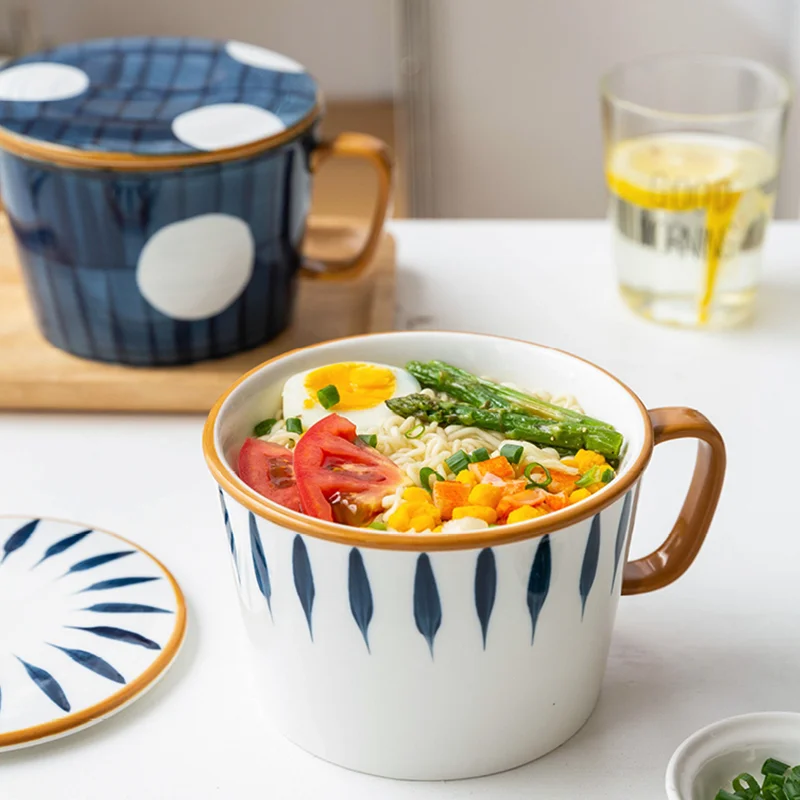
top-left (0, 516), bottom-right (186, 751)
top-left (666, 712), bottom-right (800, 800)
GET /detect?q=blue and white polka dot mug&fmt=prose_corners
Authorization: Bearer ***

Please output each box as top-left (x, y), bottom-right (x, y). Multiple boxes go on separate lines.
top-left (0, 37), bottom-right (392, 365)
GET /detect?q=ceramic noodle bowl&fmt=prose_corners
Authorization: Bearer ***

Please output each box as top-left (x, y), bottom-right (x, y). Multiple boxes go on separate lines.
top-left (203, 331), bottom-right (726, 780)
top-left (0, 38), bottom-right (392, 366)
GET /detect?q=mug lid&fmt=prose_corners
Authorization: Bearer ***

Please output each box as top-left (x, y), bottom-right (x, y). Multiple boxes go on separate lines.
top-left (0, 37), bottom-right (320, 167)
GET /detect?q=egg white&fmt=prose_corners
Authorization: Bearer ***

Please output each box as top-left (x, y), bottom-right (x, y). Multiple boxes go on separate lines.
top-left (282, 362), bottom-right (421, 431)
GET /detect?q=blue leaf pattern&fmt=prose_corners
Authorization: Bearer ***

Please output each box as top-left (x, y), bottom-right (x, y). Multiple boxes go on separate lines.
top-left (580, 514), bottom-right (601, 618)
top-left (64, 550), bottom-right (135, 575)
top-left (348, 548), bottom-right (373, 652)
top-left (34, 529), bottom-right (91, 568)
top-left (78, 576), bottom-right (160, 593)
top-left (414, 554), bottom-right (442, 656)
top-left (292, 535), bottom-right (315, 640)
top-left (50, 645), bottom-right (125, 684)
top-left (611, 491), bottom-right (633, 593)
top-left (17, 658), bottom-right (70, 712)
top-left (2, 519), bottom-right (39, 564)
top-left (67, 625), bottom-right (161, 650)
top-left (527, 535), bottom-right (552, 644)
top-left (82, 603), bottom-right (171, 614)
top-left (249, 513), bottom-right (272, 617)
top-left (474, 548), bottom-right (497, 649)
top-left (219, 489), bottom-right (239, 579)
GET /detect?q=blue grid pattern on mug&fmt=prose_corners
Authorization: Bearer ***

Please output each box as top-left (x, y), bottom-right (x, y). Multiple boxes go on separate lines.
top-left (0, 37), bottom-right (318, 155)
top-left (2, 138), bottom-right (311, 364)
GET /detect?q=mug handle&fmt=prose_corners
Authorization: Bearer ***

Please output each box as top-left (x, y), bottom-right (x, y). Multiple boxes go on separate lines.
top-left (302, 132), bottom-right (393, 280)
top-left (622, 407), bottom-right (726, 595)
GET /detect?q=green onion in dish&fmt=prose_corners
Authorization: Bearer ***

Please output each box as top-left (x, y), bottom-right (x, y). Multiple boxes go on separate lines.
top-left (601, 467), bottom-right (614, 483)
top-left (405, 424), bottom-right (425, 439)
top-left (419, 467), bottom-right (444, 491)
top-left (286, 417), bottom-right (303, 435)
top-left (575, 465), bottom-right (605, 488)
top-left (253, 418), bottom-right (277, 437)
top-left (317, 384), bottom-right (340, 410)
top-left (500, 443), bottom-right (524, 464)
top-left (524, 462), bottom-right (552, 489)
top-left (715, 757), bottom-right (800, 800)
top-left (470, 447), bottom-right (490, 463)
top-left (358, 434), bottom-right (378, 448)
top-left (445, 450), bottom-right (470, 474)
top-left (368, 520), bottom-right (387, 531)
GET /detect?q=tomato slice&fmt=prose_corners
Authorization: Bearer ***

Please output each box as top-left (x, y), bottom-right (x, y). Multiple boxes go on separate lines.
top-left (293, 413), bottom-right (404, 524)
top-left (238, 438), bottom-right (302, 513)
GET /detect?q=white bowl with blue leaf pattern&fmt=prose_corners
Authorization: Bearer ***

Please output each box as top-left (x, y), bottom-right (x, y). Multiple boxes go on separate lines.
top-left (203, 331), bottom-right (725, 780)
top-left (0, 516), bottom-right (186, 751)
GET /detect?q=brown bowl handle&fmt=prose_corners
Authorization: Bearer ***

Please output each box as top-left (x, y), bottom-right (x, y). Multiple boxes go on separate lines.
top-left (301, 132), bottom-right (393, 281)
top-left (622, 407), bottom-right (726, 595)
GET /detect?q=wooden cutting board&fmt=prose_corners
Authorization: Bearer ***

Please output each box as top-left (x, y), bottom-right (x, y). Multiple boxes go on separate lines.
top-left (0, 216), bottom-right (395, 412)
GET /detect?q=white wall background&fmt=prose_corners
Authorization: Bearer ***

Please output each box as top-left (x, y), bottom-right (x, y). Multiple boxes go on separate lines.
top-left (36, 0), bottom-right (395, 99)
top-left (425, 0), bottom-right (800, 218)
top-left (23, 0), bottom-right (800, 218)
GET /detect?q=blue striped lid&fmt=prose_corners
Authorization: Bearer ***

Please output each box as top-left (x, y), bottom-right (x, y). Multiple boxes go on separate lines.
top-left (0, 37), bottom-right (319, 157)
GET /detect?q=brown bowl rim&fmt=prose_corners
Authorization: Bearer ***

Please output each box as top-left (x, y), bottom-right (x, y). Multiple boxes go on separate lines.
top-left (202, 331), bottom-right (654, 551)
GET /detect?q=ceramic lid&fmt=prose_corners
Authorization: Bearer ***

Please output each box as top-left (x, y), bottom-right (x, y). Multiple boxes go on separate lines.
top-left (0, 37), bottom-right (320, 161)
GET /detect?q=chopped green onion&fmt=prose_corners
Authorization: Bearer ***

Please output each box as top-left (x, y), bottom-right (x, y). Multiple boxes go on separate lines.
top-left (253, 418), bottom-right (277, 437)
top-left (575, 465), bottom-right (602, 488)
top-left (445, 450), bottom-right (470, 474)
top-left (500, 443), bottom-right (524, 464)
top-left (524, 462), bottom-right (552, 489)
top-left (732, 774), bottom-right (761, 797)
top-left (286, 417), bottom-right (303, 435)
top-left (764, 760), bottom-right (791, 777)
top-left (716, 758), bottom-right (800, 800)
top-left (358, 434), bottom-right (378, 448)
top-left (368, 520), bottom-right (387, 531)
top-left (470, 447), bottom-right (490, 463)
top-left (601, 467), bottom-right (615, 483)
top-left (419, 467), bottom-right (444, 491)
top-left (406, 424), bottom-right (425, 439)
top-left (316, 384), bottom-right (340, 409)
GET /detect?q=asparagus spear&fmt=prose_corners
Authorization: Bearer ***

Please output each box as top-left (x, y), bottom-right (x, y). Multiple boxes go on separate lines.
top-left (407, 360), bottom-right (614, 430)
top-left (386, 394), bottom-right (624, 462)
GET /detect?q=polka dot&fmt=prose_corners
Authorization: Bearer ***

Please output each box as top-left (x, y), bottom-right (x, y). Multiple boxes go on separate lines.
top-left (225, 41), bottom-right (304, 73)
top-left (137, 214), bottom-right (254, 321)
top-left (171, 103), bottom-right (286, 151)
top-left (0, 63), bottom-right (89, 101)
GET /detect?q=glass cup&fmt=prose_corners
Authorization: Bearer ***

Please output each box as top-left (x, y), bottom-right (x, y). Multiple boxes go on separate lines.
top-left (601, 54), bottom-right (791, 328)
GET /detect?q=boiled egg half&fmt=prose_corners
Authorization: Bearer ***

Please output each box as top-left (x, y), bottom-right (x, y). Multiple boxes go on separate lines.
top-left (282, 361), bottom-right (420, 429)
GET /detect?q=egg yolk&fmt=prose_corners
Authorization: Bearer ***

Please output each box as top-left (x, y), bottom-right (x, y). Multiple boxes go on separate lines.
top-left (303, 363), bottom-right (397, 410)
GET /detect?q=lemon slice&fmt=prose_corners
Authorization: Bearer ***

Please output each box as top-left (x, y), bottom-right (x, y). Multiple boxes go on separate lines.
top-left (609, 134), bottom-right (738, 189)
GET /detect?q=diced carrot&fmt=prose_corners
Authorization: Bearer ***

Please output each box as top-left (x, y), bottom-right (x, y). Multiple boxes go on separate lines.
top-left (497, 488), bottom-right (547, 521)
top-left (499, 479), bottom-right (527, 497)
top-left (547, 469), bottom-right (579, 495)
top-left (432, 480), bottom-right (471, 520)
top-left (469, 455), bottom-right (515, 482)
top-left (544, 492), bottom-right (568, 511)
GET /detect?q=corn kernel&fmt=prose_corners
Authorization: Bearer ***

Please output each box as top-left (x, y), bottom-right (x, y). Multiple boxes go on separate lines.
top-left (387, 505), bottom-right (411, 530)
top-left (569, 488), bottom-right (591, 504)
top-left (433, 525), bottom-right (444, 533)
top-left (507, 505), bottom-right (545, 524)
top-left (574, 449), bottom-right (606, 472)
top-left (410, 514), bottom-right (436, 532)
top-left (468, 483), bottom-right (504, 508)
top-left (403, 487), bottom-right (431, 504)
top-left (452, 505), bottom-right (498, 524)
top-left (456, 469), bottom-right (477, 487)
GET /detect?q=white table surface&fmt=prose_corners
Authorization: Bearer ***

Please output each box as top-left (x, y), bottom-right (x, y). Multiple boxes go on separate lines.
top-left (2, 219), bottom-right (800, 799)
